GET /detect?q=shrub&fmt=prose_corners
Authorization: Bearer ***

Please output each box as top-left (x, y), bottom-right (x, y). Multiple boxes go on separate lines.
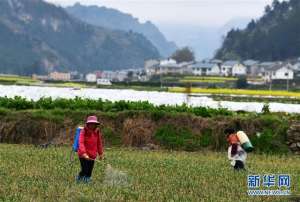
top-left (250, 116), bottom-right (289, 154)
top-left (0, 108), bottom-right (9, 116)
top-left (192, 107), bottom-right (211, 117)
top-left (102, 128), bottom-right (122, 146)
top-left (151, 110), bottom-right (166, 121)
top-left (154, 125), bottom-right (184, 149)
top-left (199, 129), bottom-right (214, 147)
top-left (0, 96), bottom-right (235, 118)
top-left (154, 125), bottom-right (203, 151)
top-left (262, 103), bottom-right (270, 114)
top-left (236, 76), bottom-right (248, 89)
top-left (35, 97), bottom-right (55, 109)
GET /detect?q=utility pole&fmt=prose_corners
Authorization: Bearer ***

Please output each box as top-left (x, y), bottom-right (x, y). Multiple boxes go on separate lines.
top-left (184, 82), bottom-right (192, 105)
top-left (160, 65), bottom-right (162, 89)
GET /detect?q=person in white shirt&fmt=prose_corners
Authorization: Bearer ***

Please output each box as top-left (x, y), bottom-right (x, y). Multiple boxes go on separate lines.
top-left (225, 128), bottom-right (247, 171)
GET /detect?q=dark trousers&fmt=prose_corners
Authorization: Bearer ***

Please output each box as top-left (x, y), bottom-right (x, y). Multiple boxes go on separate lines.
top-left (234, 160), bottom-right (245, 170)
top-left (79, 158), bottom-right (95, 178)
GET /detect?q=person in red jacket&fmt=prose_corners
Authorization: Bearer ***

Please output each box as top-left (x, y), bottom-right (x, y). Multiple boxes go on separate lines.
top-left (76, 115), bottom-right (104, 183)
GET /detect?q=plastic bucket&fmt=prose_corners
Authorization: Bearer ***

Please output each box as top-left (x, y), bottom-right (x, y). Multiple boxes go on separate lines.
top-left (241, 141), bottom-right (254, 152)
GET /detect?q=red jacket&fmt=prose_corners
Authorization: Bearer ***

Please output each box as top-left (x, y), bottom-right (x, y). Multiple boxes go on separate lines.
top-left (78, 127), bottom-right (104, 160)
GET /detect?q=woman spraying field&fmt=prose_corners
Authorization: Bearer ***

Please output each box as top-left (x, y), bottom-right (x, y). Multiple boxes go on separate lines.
top-left (76, 116), bottom-right (104, 183)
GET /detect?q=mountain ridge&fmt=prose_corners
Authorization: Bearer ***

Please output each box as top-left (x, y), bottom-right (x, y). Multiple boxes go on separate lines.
top-left (0, 0), bottom-right (160, 75)
top-left (216, 0), bottom-right (300, 61)
top-left (65, 3), bottom-right (177, 58)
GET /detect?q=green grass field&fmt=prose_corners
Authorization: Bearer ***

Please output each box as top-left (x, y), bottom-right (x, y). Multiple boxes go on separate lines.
top-left (0, 144), bottom-right (299, 201)
top-left (0, 75), bottom-right (39, 85)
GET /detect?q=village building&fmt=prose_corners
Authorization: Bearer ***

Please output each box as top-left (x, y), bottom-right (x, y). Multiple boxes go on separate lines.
top-left (49, 71), bottom-right (71, 81)
top-left (70, 71), bottom-right (83, 80)
top-left (189, 62), bottom-right (220, 76)
top-left (94, 71), bottom-right (102, 79)
top-left (243, 60), bottom-right (260, 76)
top-left (116, 70), bottom-right (128, 82)
top-left (144, 59), bottom-right (160, 76)
top-left (32, 74), bottom-right (49, 80)
top-left (97, 78), bottom-right (112, 85)
top-left (210, 59), bottom-right (223, 66)
top-left (258, 62), bottom-right (278, 74)
top-left (262, 63), bottom-right (294, 82)
top-left (101, 71), bottom-right (117, 81)
top-left (85, 73), bottom-right (97, 82)
top-left (159, 59), bottom-right (180, 75)
top-left (221, 61), bottom-right (247, 76)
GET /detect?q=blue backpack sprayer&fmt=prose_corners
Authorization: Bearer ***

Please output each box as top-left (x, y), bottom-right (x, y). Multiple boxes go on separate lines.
top-left (70, 126), bottom-right (83, 162)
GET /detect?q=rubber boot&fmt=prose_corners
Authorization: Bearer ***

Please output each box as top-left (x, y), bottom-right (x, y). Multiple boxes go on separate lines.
top-left (83, 176), bottom-right (91, 183)
top-left (76, 175), bottom-right (82, 183)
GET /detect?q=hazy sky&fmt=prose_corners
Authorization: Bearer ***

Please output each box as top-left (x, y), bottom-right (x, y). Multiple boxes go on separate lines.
top-left (46, 0), bottom-right (274, 27)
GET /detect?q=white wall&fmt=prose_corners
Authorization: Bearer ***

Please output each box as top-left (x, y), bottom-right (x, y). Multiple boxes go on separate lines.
top-left (232, 64), bottom-right (247, 76)
top-left (86, 74), bottom-right (97, 82)
top-left (192, 67), bottom-right (202, 76)
top-left (208, 65), bottom-right (220, 75)
top-left (273, 67), bottom-right (294, 80)
top-left (221, 65), bottom-right (231, 76)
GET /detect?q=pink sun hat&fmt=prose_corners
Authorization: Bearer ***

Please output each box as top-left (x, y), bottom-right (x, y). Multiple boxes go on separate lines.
top-left (86, 116), bottom-right (100, 125)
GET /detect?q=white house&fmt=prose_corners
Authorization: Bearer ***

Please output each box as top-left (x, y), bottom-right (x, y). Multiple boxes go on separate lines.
top-left (115, 71), bottom-right (128, 82)
top-left (262, 64), bottom-right (294, 82)
top-left (275, 67), bottom-right (294, 80)
top-left (232, 64), bottom-right (247, 76)
top-left (160, 58), bottom-right (177, 66)
top-left (101, 71), bottom-right (117, 81)
top-left (158, 59), bottom-right (193, 75)
top-left (159, 58), bottom-right (179, 74)
top-left (177, 61), bottom-right (194, 75)
top-left (292, 62), bottom-right (300, 71)
top-left (189, 62), bottom-right (220, 76)
top-left (256, 62), bottom-right (278, 77)
top-left (221, 61), bottom-right (247, 76)
top-left (85, 73), bottom-right (97, 82)
top-left (49, 72), bottom-right (71, 81)
top-left (243, 60), bottom-right (259, 76)
top-left (292, 62), bottom-right (300, 78)
top-left (97, 78), bottom-right (112, 86)
top-left (144, 59), bottom-right (160, 76)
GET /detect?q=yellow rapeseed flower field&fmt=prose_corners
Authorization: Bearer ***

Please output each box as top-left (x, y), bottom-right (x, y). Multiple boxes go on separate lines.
top-left (169, 87), bottom-right (300, 98)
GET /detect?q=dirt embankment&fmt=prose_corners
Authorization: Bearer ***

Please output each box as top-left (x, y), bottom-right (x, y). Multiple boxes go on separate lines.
top-left (0, 111), bottom-right (299, 153)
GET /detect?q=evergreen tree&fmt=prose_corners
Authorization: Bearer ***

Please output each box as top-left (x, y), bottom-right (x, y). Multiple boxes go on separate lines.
top-left (171, 47), bottom-right (195, 63)
top-left (216, 0), bottom-right (300, 61)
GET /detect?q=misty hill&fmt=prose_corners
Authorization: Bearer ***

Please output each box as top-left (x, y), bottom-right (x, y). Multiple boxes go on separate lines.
top-left (0, 0), bottom-right (160, 75)
top-left (65, 3), bottom-right (177, 58)
top-left (216, 0), bottom-right (300, 61)
top-left (219, 17), bottom-right (251, 36)
top-left (158, 18), bottom-right (250, 60)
